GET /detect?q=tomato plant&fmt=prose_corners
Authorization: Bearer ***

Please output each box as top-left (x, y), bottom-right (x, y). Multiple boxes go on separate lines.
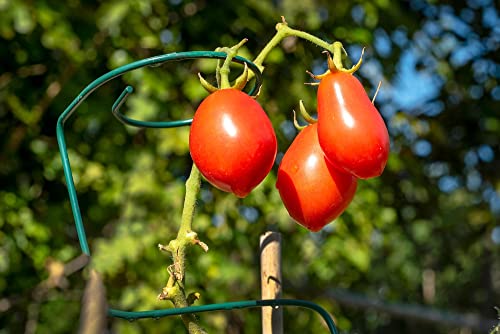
top-left (317, 71), bottom-right (390, 179)
top-left (189, 88), bottom-right (277, 198)
top-left (276, 123), bottom-right (358, 231)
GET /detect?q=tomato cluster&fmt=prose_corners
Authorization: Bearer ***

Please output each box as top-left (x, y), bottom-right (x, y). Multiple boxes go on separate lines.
top-left (189, 66), bottom-right (389, 232)
top-left (276, 70), bottom-right (390, 231)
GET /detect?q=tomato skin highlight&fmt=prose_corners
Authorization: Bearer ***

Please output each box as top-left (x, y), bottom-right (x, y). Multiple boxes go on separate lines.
top-left (276, 123), bottom-right (357, 232)
top-left (317, 71), bottom-right (390, 179)
top-left (189, 89), bottom-right (277, 198)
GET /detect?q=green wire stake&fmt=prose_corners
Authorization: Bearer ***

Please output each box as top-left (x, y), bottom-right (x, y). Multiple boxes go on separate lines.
top-left (56, 50), bottom-right (338, 333)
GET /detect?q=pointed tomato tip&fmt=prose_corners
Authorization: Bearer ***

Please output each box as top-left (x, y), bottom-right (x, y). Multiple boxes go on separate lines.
top-left (234, 191), bottom-right (249, 198)
top-left (306, 225), bottom-right (324, 233)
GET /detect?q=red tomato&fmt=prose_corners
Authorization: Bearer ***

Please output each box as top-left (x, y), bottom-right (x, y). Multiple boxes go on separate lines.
top-left (189, 89), bottom-right (277, 198)
top-left (317, 71), bottom-right (390, 179)
top-left (276, 123), bottom-right (357, 231)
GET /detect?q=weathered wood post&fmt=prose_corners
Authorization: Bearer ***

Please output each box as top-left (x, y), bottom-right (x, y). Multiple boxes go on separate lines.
top-left (260, 231), bottom-right (283, 334)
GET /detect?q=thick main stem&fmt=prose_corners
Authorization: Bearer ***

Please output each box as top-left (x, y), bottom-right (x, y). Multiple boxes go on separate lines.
top-left (161, 164), bottom-right (206, 334)
top-left (170, 285), bottom-right (207, 334)
top-left (178, 164), bottom-right (201, 238)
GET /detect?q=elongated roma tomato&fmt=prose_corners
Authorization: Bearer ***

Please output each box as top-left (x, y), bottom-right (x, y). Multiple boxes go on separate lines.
top-left (189, 89), bottom-right (277, 198)
top-left (317, 71), bottom-right (390, 179)
top-left (276, 123), bottom-right (357, 231)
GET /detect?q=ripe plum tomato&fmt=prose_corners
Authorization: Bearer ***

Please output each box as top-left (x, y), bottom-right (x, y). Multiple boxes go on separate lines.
top-left (317, 71), bottom-right (390, 179)
top-left (276, 123), bottom-right (357, 232)
top-left (189, 89), bottom-right (277, 198)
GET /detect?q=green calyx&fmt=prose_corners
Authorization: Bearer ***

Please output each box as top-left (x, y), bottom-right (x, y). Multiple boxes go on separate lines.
top-left (293, 100), bottom-right (317, 131)
top-left (198, 38), bottom-right (250, 93)
top-left (329, 42), bottom-right (365, 74)
top-left (306, 42), bottom-right (365, 82)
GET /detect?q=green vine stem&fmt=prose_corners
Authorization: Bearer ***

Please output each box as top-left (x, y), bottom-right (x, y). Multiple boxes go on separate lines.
top-left (219, 38), bottom-right (248, 89)
top-left (253, 17), bottom-right (335, 70)
top-left (198, 40), bottom-right (250, 93)
top-left (159, 164), bottom-right (207, 334)
top-left (250, 17), bottom-right (364, 83)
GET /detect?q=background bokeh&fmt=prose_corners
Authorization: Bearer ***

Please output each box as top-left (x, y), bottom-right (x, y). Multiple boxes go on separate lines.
top-left (1, 0), bottom-right (499, 333)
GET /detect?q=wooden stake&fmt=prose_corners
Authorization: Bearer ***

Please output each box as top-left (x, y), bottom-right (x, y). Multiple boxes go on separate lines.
top-left (260, 231), bottom-right (283, 334)
top-left (78, 269), bottom-right (107, 334)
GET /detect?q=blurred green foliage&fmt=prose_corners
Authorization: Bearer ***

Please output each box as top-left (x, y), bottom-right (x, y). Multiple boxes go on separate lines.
top-left (0, 0), bottom-right (499, 333)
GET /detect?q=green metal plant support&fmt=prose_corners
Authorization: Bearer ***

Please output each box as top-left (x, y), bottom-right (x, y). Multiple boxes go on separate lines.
top-left (56, 51), bottom-right (338, 334)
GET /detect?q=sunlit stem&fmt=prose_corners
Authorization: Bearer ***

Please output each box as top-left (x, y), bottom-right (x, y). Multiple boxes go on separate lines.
top-left (178, 164), bottom-right (201, 238)
top-left (169, 285), bottom-right (207, 334)
top-left (248, 16), bottom-right (367, 82)
top-left (219, 38), bottom-right (248, 89)
top-left (250, 16), bottom-right (336, 80)
top-left (330, 46), bottom-right (365, 74)
top-left (331, 42), bottom-right (346, 71)
top-left (215, 57), bottom-right (222, 88)
top-left (160, 164), bottom-right (206, 334)
top-left (168, 164), bottom-right (202, 282)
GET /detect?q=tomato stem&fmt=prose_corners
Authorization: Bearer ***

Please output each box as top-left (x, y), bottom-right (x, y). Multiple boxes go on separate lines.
top-left (250, 16), bottom-right (336, 81)
top-left (215, 56), bottom-right (222, 88)
top-left (251, 17), bottom-right (366, 81)
top-left (219, 38), bottom-right (248, 89)
top-left (159, 164), bottom-right (207, 334)
top-left (329, 44), bottom-right (365, 74)
top-left (331, 42), bottom-right (346, 71)
top-left (179, 164), bottom-right (202, 237)
top-left (254, 18), bottom-right (335, 68)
